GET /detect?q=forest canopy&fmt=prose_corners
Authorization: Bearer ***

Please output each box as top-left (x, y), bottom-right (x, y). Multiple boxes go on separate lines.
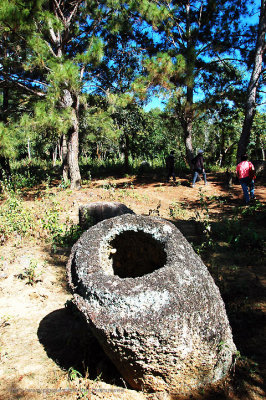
top-left (0, 0), bottom-right (265, 188)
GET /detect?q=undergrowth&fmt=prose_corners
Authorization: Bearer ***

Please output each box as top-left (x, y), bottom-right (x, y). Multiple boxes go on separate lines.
top-left (0, 190), bottom-right (36, 242)
top-left (191, 190), bottom-right (265, 257)
top-left (0, 186), bottom-right (84, 248)
top-left (17, 259), bottom-right (42, 285)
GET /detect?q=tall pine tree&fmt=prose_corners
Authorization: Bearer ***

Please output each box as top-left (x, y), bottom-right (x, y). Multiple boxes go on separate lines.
top-left (0, 0), bottom-right (129, 188)
top-left (237, 0), bottom-right (266, 161)
top-left (128, 0), bottom-right (251, 163)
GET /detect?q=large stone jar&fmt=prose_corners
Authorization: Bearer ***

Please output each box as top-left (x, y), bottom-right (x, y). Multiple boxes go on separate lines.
top-left (67, 214), bottom-right (236, 395)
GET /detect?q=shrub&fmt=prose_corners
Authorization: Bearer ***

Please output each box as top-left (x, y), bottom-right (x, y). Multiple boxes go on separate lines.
top-left (0, 192), bottom-right (36, 242)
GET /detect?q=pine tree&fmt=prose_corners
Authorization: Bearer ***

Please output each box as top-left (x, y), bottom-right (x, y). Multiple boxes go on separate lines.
top-left (128, 0), bottom-right (252, 163)
top-left (237, 0), bottom-right (266, 161)
top-left (0, 0), bottom-right (126, 188)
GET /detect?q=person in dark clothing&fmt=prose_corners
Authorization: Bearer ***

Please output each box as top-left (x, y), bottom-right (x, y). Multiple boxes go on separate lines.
top-left (165, 150), bottom-right (176, 183)
top-left (191, 149), bottom-right (207, 187)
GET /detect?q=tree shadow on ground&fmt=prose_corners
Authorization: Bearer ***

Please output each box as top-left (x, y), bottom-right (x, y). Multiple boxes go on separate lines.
top-left (169, 204), bottom-right (266, 399)
top-left (37, 303), bottom-right (124, 386)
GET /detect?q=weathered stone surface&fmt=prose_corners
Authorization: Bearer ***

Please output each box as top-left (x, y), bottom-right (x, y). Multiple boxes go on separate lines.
top-left (67, 214), bottom-right (236, 395)
top-left (79, 202), bottom-right (134, 228)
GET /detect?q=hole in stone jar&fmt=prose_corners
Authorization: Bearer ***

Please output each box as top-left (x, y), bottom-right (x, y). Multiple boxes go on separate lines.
top-left (109, 230), bottom-right (167, 278)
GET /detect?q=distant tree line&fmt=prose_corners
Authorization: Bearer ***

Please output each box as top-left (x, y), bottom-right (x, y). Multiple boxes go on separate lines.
top-left (0, 0), bottom-right (265, 187)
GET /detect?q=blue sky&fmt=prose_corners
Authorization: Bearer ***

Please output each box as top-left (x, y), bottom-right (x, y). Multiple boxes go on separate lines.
top-left (144, 95), bottom-right (166, 112)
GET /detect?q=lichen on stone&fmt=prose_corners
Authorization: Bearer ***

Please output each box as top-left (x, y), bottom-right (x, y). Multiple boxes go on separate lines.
top-left (67, 214), bottom-right (237, 395)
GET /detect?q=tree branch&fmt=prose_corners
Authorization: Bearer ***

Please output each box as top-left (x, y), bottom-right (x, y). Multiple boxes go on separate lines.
top-left (66, 0), bottom-right (84, 25)
top-left (53, 0), bottom-right (67, 26)
top-left (0, 72), bottom-right (46, 97)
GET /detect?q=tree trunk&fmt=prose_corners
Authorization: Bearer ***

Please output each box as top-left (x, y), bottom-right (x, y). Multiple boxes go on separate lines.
top-left (259, 138), bottom-right (265, 160)
top-left (68, 105), bottom-right (81, 190)
top-left (27, 138), bottom-right (31, 160)
top-left (61, 134), bottom-right (69, 183)
top-left (237, 0), bottom-right (266, 162)
top-left (96, 143), bottom-right (101, 160)
top-left (58, 137), bottom-right (63, 162)
top-left (1, 79), bottom-right (11, 179)
top-left (60, 90), bottom-right (81, 189)
top-left (184, 119), bottom-right (194, 164)
top-left (2, 33), bottom-right (9, 124)
top-left (177, 92), bottom-right (194, 166)
top-left (52, 143), bottom-right (58, 166)
top-left (124, 133), bottom-right (130, 172)
top-left (182, 1), bottom-right (195, 165)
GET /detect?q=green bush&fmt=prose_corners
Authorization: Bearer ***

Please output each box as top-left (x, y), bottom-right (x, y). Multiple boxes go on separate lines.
top-left (0, 192), bottom-right (36, 241)
top-left (53, 224), bottom-right (84, 247)
top-left (0, 188), bottom-right (83, 246)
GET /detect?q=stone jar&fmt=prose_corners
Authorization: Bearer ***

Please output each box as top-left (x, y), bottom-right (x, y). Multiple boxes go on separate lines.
top-left (67, 214), bottom-right (236, 395)
top-left (79, 202), bottom-right (134, 229)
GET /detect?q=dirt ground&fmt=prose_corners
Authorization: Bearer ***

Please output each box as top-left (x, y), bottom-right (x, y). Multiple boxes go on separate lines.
top-left (0, 172), bottom-right (265, 400)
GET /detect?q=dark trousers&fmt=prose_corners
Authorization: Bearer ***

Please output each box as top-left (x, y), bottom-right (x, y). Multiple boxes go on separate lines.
top-left (167, 168), bottom-right (176, 182)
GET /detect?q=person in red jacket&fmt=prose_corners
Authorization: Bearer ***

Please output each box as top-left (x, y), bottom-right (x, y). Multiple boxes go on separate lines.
top-left (236, 154), bottom-right (256, 204)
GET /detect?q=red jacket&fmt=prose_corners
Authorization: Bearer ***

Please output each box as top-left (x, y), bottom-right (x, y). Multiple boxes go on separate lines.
top-left (236, 161), bottom-right (255, 179)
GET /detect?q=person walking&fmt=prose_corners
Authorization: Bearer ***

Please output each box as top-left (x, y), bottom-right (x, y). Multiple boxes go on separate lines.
top-left (165, 150), bottom-right (176, 183)
top-left (236, 154), bottom-right (255, 205)
top-left (191, 149), bottom-right (207, 187)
